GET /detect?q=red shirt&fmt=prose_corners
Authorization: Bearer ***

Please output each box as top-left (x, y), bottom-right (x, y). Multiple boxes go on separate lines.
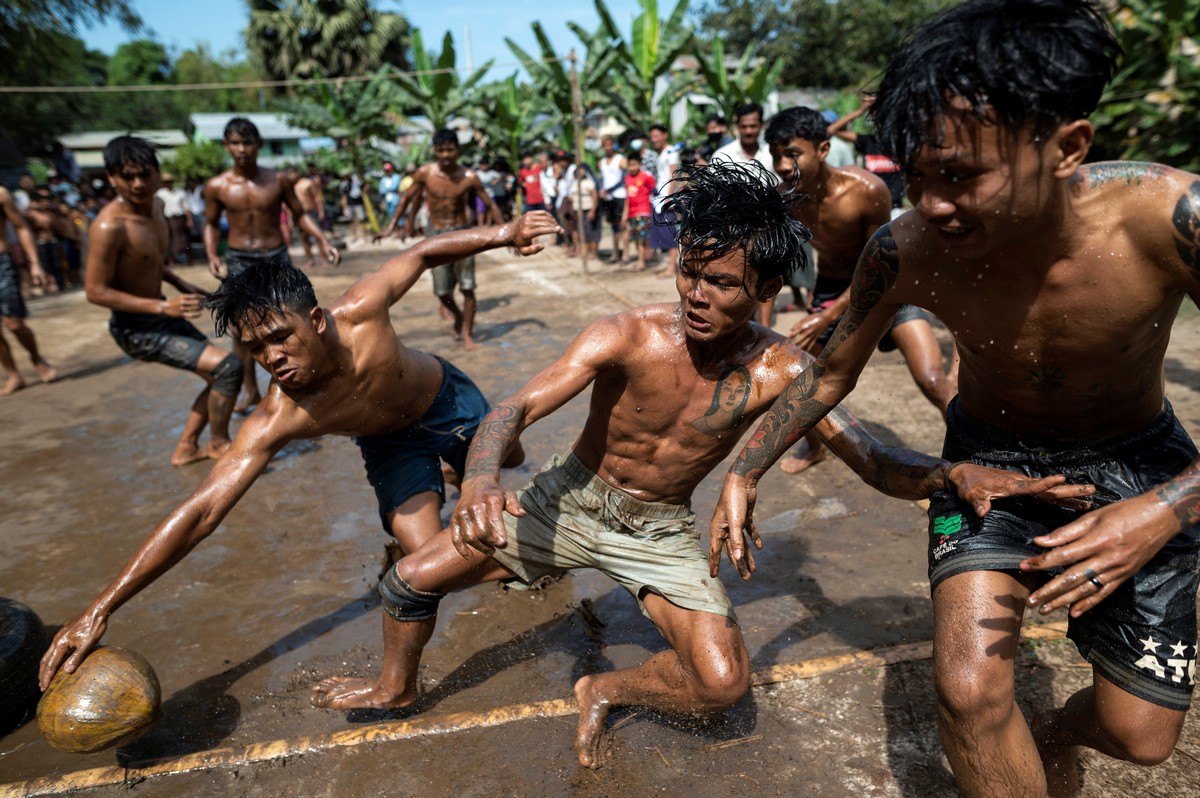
top-left (519, 166), bottom-right (544, 205)
top-left (624, 171), bottom-right (656, 217)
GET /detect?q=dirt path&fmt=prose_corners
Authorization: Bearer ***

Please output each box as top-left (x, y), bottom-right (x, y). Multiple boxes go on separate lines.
top-left (2, 238), bottom-right (1199, 796)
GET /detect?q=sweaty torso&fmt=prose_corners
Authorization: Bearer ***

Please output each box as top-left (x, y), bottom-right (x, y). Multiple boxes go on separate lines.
top-left (889, 162), bottom-right (1198, 442)
top-left (420, 165), bottom-right (478, 229)
top-left (26, 209), bottom-right (57, 242)
top-left (294, 177), bottom-right (319, 213)
top-left (95, 198), bottom-right (171, 300)
top-left (209, 168), bottom-right (287, 251)
top-left (572, 304), bottom-right (806, 504)
top-left (796, 166), bottom-right (890, 280)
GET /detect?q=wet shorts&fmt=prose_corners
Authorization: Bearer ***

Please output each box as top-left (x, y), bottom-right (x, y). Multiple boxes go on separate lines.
top-left (224, 244), bottom-right (292, 279)
top-left (489, 452), bottom-right (737, 622)
top-left (809, 275), bottom-right (933, 351)
top-left (0, 253), bottom-right (26, 319)
top-left (426, 226), bottom-right (476, 296)
top-left (109, 311), bottom-right (208, 371)
top-left (927, 398), bottom-right (1200, 710)
top-left (353, 358), bottom-right (489, 532)
top-left (627, 215), bottom-right (652, 243)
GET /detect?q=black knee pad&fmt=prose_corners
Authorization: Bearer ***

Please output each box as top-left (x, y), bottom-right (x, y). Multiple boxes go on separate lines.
top-left (210, 353), bottom-right (243, 397)
top-left (379, 567), bottom-right (445, 622)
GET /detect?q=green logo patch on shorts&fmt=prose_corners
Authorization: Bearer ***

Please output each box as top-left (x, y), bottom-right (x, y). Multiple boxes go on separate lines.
top-left (933, 513), bottom-right (964, 536)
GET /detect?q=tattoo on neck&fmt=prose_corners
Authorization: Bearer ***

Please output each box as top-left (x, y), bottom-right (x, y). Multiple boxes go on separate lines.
top-left (463, 403), bottom-right (521, 482)
top-left (1172, 180), bottom-right (1200, 279)
top-left (1087, 162), bottom-right (1167, 189)
top-left (691, 365), bottom-right (752, 437)
top-left (1156, 463), bottom-right (1200, 530)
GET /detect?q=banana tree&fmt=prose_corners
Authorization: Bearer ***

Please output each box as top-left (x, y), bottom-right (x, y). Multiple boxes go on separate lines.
top-left (389, 27), bottom-right (494, 131)
top-left (692, 38), bottom-right (784, 122)
top-left (476, 73), bottom-right (558, 169)
top-left (275, 67), bottom-right (399, 173)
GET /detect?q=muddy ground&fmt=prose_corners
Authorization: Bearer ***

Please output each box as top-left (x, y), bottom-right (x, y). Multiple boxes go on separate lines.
top-left (2, 236), bottom-right (1200, 797)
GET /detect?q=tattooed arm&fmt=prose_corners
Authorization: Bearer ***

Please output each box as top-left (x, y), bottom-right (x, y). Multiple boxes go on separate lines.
top-left (1021, 170), bottom-right (1200, 616)
top-left (709, 225), bottom-right (906, 581)
top-left (449, 314), bottom-right (627, 558)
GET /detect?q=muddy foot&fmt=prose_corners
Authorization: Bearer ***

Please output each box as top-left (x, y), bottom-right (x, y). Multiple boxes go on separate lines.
top-left (35, 359), bottom-right (57, 384)
top-left (1033, 710), bottom-right (1081, 797)
top-left (779, 446), bottom-right (827, 475)
top-left (1, 374), bottom-right (26, 396)
top-left (573, 675), bottom-right (613, 768)
top-left (310, 677), bottom-right (415, 710)
top-left (172, 441), bottom-right (210, 467)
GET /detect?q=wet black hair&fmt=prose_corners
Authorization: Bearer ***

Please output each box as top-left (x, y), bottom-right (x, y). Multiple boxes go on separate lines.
top-left (873, 0), bottom-right (1120, 167)
top-left (206, 262), bottom-right (318, 337)
top-left (732, 102), bottom-right (764, 123)
top-left (662, 161), bottom-right (810, 290)
top-left (648, 123), bottom-right (669, 135)
top-left (680, 148), bottom-right (701, 168)
top-left (704, 113), bottom-right (727, 127)
top-left (432, 128), bottom-right (459, 148)
top-left (224, 117), bottom-right (262, 143)
top-left (765, 107), bottom-right (828, 148)
top-left (103, 135), bottom-right (159, 175)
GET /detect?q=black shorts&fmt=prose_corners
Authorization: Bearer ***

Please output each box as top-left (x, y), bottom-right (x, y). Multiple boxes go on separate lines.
top-left (109, 311), bottom-right (209, 371)
top-left (600, 197), bottom-right (625, 228)
top-left (928, 398), bottom-right (1200, 710)
top-left (809, 275), bottom-right (932, 350)
top-left (0, 253), bottom-right (27, 319)
top-left (225, 244), bottom-right (292, 279)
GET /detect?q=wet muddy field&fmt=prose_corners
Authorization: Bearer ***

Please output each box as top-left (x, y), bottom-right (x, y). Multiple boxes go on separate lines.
top-left (2, 239), bottom-right (1200, 796)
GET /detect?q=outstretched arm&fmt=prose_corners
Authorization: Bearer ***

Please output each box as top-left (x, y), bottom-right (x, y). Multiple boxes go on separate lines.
top-left (39, 412), bottom-right (290, 688)
top-left (827, 97), bottom-right (873, 142)
top-left (348, 211), bottom-right (562, 310)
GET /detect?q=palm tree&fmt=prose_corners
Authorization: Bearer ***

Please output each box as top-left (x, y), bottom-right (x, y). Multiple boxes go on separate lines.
top-left (476, 74), bottom-right (558, 170)
top-left (598, 0), bottom-right (698, 132)
top-left (388, 28), bottom-right (493, 131)
top-left (692, 38), bottom-right (783, 123)
top-left (244, 0), bottom-right (409, 82)
top-left (275, 67), bottom-right (400, 173)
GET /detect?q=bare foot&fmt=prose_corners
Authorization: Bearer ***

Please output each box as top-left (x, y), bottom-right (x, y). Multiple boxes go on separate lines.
top-left (778, 444), bottom-right (827, 475)
top-left (234, 394), bottom-right (262, 415)
top-left (310, 676), bottom-right (415, 710)
top-left (34, 359), bottom-right (57, 384)
top-left (1033, 710), bottom-right (1081, 797)
top-left (172, 441), bottom-right (210, 467)
top-left (1, 373), bottom-right (26, 396)
top-left (461, 335), bottom-right (479, 351)
top-left (438, 304), bottom-right (454, 322)
top-left (207, 438), bottom-right (232, 460)
top-left (573, 675), bottom-right (613, 768)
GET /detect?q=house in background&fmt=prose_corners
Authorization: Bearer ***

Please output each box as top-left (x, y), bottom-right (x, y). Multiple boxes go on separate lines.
top-left (189, 113), bottom-right (332, 167)
top-left (57, 129), bottom-right (190, 177)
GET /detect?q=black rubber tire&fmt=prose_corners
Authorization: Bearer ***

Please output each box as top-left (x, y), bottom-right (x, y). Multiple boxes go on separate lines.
top-left (0, 597), bottom-right (49, 734)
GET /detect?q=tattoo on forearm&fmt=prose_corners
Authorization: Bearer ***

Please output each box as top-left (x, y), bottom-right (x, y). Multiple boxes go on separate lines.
top-left (691, 365), bottom-right (751, 436)
top-left (826, 225), bottom-right (899, 353)
top-left (1171, 180), bottom-right (1200, 278)
top-left (1027, 366), bottom-right (1066, 393)
top-left (1156, 463), bottom-right (1200, 529)
top-left (1086, 162), bottom-right (1167, 189)
top-left (733, 363), bottom-right (832, 479)
top-left (463, 403), bottom-right (522, 481)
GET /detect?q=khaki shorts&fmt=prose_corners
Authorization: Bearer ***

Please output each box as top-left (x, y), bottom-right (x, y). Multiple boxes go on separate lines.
top-left (490, 453), bottom-right (736, 622)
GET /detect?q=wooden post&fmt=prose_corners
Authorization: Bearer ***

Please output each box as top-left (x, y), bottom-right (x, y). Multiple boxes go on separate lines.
top-left (569, 49), bottom-right (587, 274)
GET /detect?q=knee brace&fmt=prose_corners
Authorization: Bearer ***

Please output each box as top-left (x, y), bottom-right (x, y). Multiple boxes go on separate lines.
top-left (379, 567), bottom-right (445, 622)
top-left (210, 353), bottom-right (243, 398)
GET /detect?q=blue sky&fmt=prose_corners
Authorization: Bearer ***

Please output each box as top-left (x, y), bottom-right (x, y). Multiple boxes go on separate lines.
top-left (80, 0), bottom-right (650, 79)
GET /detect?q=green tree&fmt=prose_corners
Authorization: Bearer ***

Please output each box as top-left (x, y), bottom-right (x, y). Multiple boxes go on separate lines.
top-left (244, 0), bottom-right (410, 82)
top-left (692, 38), bottom-right (784, 121)
top-left (276, 68), bottom-right (400, 172)
top-left (600, 0), bottom-right (698, 131)
top-left (1091, 0), bottom-right (1200, 171)
top-left (173, 45), bottom-right (263, 114)
top-left (160, 137), bottom-right (228, 184)
top-left (476, 74), bottom-right (558, 169)
top-left (96, 39), bottom-right (188, 131)
top-left (389, 28), bottom-right (492, 130)
top-left (1, 0), bottom-right (140, 46)
top-left (695, 0), bottom-right (955, 90)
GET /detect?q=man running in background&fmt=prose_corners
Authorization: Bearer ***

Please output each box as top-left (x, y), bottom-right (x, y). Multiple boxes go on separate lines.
top-left (767, 106), bottom-right (957, 474)
top-left (0, 185), bottom-right (55, 395)
top-left (376, 129), bottom-right (502, 350)
top-left (205, 117), bottom-right (339, 413)
top-left (87, 136), bottom-right (241, 466)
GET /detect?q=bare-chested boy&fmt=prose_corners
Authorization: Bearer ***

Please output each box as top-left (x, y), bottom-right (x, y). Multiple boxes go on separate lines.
top-left (205, 117), bottom-right (340, 413)
top-left (766, 107), bottom-right (958, 474)
top-left (712, 2), bottom-right (1200, 794)
top-left (25, 189), bottom-right (65, 293)
top-left (292, 163), bottom-right (327, 270)
top-left (40, 212), bottom-right (562, 692)
top-left (86, 137), bottom-right (242, 466)
top-left (376, 128), bottom-right (501, 350)
top-left (0, 185), bottom-right (56, 395)
top-left (307, 164), bottom-right (1091, 768)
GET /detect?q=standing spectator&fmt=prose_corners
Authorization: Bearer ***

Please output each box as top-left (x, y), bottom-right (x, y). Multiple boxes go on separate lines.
top-left (826, 95), bottom-right (905, 215)
top-left (821, 110), bottom-right (857, 168)
top-left (646, 124), bottom-right (680, 275)
top-left (517, 153), bottom-right (545, 212)
top-left (490, 158), bottom-right (516, 221)
top-left (156, 173), bottom-right (190, 265)
top-left (538, 151), bottom-right (558, 221)
top-left (50, 141), bottom-right (81, 184)
top-left (378, 161), bottom-right (402, 221)
top-left (25, 189), bottom-right (63, 292)
top-left (597, 135), bottom-right (626, 263)
top-left (339, 169), bottom-right (366, 242)
top-left (621, 156), bottom-right (655, 272)
top-left (704, 113), bottom-right (733, 152)
top-left (711, 102), bottom-right (774, 177)
top-left (185, 177), bottom-right (206, 262)
top-left (562, 161), bottom-right (600, 260)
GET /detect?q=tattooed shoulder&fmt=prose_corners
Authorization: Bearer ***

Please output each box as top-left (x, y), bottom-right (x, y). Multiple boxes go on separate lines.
top-left (1085, 161), bottom-right (1168, 189)
top-left (1171, 179), bottom-right (1200, 278)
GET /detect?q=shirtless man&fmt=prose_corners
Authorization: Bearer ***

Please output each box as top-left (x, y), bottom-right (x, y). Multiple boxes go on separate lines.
top-left (767, 107), bottom-right (958, 474)
top-left (306, 163), bottom-right (1092, 768)
top-left (205, 117), bottom-right (340, 413)
top-left (292, 164), bottom-right (327, 270)
top-left (25, 189), bottom-right (64, 293)
top-left (376, 129), bottom-right (501, 350)
top-left (711, 2), bottom-right (1200, 794)
top-left (0, 186), bottom-right (56, 395)
top-left (39, 212), bottom-right (562, 692)
top-left (86, 137), bottom-right (242, 466)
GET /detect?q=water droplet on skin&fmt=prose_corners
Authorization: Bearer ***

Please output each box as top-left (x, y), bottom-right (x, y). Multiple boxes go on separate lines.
top-left (988, 339), bottom-right (995, 345)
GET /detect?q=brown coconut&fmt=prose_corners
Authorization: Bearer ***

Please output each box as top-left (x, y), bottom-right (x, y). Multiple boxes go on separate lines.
top-left (37, 646), bottom-right (162, 754)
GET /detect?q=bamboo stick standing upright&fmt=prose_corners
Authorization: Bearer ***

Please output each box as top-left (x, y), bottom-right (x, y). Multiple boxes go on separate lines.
top-left (569, 49), bottom-right (587, 274)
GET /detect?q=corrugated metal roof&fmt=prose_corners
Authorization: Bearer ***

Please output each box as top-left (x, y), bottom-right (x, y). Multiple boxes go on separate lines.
top-left (190, 113), bottom-right (314, 142)
top-left (59, 130), bottom-right (189, 150)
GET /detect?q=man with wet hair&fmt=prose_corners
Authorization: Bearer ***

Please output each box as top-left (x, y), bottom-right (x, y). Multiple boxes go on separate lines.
top-left (306, 162), bottom-right (1092, 768)
top-left (205, 117), bottom-right (340, 413)
top-left (376, 128), bottom-right (502, 350)
top-left (87, 136), bottom-right (241, 466)
top-left (40, 212), bottom-right (562, 693)
top-left (711, 1), bottom-right (1200, 794)
top-left (0, 184), bottom-right (55, 395)
top-left (766, 106), bottom-right (957, 474)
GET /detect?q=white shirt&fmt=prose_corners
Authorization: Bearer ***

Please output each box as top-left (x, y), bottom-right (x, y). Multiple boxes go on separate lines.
top-left (598, 154), bottom-right (626, 199)
top-left (711, 139), bottom-right (776, 182)
top-left (187, 185), bottom-right (206, 216)
top-left (156, 187), bottom-right (188, 218)
top-left (651, 145), bottom-right (680, 213)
